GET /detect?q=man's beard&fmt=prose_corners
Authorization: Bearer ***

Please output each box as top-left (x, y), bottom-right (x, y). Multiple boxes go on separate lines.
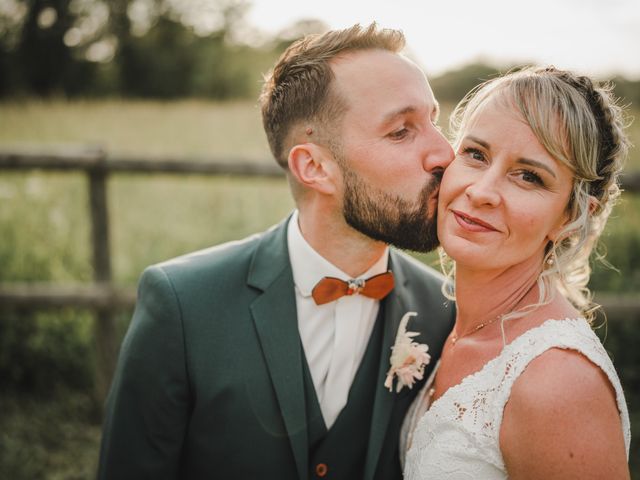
top-left (341, 166), bottom-right (441, 253)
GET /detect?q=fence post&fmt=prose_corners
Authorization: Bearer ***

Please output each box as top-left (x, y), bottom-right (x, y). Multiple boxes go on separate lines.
top-left (88, 149), bottom-right (118, 411)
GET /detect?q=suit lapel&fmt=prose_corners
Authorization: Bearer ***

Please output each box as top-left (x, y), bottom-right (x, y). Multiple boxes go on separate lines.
top-left (364, 251), bottom-right (409, 480)
top-left (248, 217), bottom-right (308, 480)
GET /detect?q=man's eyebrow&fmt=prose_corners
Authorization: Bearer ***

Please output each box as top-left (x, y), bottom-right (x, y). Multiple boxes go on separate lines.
top-left (465, 135), bottom-right (557, 178)
top-left (381, 104), bottom-right (440, 125)
top-left (381, 106), bottom-right (416, 125)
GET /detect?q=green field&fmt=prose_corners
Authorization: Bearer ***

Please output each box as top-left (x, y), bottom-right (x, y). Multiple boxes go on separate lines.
top-left (2, 99), bottom-right (638, 283)
top-left (1, 98), bottom-right (638, 167)
top-left (1, 100), bottom-right (639, 478)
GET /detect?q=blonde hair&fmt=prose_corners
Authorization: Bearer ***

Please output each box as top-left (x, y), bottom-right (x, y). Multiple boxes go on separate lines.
top-left (441, 66), bottom-right (630, 323)
top-left (260, 23), bottom-right (405, 168)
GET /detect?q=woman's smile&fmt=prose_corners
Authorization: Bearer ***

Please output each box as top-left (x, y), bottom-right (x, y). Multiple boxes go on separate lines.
top-left (451, 210), bottom-right (499, 233)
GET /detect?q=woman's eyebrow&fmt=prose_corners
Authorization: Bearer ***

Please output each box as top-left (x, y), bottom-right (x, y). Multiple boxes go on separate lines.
top-left (517, 158), bottom-right (557, 178)
top-left (465, 135), bottom-right (557, 178)
top-left (465, 135), bottom-right (490, 150)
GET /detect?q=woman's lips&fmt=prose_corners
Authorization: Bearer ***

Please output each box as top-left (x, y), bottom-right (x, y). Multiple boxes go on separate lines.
top-left (452, 210), bottom-right (499, 232)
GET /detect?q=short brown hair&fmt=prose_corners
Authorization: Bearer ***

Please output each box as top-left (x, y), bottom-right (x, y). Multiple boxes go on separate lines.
top-left (260, 23), bottom-right (405, 168)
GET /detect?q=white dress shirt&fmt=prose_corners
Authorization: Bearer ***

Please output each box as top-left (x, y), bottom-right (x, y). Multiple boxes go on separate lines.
top-left (287, 210), bottom-right (389, 429)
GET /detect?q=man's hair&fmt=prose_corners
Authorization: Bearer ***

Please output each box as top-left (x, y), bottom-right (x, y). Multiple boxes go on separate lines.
top-left (260, 23), bottom-right (405, 168)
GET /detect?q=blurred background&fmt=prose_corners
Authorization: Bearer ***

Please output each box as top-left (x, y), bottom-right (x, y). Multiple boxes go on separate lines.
top-left (0, 0), bottom-right (638, 478)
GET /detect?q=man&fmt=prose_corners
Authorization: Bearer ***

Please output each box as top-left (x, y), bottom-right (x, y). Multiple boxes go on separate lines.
top-left (98, 23), bottom-right (455, 480)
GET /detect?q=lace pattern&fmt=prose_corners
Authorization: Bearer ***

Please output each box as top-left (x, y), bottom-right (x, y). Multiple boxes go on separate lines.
top-left (403, 318), bottom-right (631, 479)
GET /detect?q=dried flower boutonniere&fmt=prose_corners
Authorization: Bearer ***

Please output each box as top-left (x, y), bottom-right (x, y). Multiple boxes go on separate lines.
top-left (384, 312), bottom-right (431, 393)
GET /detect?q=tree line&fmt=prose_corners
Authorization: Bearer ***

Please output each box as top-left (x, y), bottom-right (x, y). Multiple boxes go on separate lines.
top-left (1, 0), bottom-right (639, 106)
top-left (0, 0), bottom-right (317, 99)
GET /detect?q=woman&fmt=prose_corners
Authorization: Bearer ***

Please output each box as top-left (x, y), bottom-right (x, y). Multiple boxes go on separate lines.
top-left (402, 66), bottom-right (631, 479)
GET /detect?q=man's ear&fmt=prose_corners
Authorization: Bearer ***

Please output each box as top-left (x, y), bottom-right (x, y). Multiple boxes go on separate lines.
top-left (287, 143), bottom-right (338, 195)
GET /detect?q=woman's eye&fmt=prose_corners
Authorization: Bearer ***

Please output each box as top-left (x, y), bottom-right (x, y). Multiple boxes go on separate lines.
top-left (462, 147), bottom-right (485, 161)
top-left (388, 127), bottom-right (409, 140)
top-left (521, 170), bottom-right (544, 186)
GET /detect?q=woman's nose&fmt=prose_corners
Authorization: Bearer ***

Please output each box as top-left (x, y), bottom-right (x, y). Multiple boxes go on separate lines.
top-left (465, 173), bottom-right (501, 207)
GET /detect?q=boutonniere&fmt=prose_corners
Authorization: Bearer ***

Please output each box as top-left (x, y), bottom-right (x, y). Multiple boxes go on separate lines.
top-left (384, 312), bottom-right (431, 393)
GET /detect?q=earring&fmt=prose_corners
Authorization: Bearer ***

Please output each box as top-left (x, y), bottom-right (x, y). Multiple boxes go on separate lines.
top-left (546, 254), bottom-right (555, 267)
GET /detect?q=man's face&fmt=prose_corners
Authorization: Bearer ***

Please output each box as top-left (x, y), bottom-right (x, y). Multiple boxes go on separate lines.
top-left (329, 50), bottom-right (454, 252)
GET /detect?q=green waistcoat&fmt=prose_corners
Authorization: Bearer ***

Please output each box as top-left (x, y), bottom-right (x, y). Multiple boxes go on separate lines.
top-left (303, 305), bottom-right (385, 479)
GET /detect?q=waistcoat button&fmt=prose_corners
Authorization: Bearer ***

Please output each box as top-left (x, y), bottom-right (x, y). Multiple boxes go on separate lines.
top-left (315, 463), bottom-right (328, 477)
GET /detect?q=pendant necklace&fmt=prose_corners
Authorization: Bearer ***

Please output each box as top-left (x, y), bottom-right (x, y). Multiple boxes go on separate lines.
top-left (450, 315), bottom-right (502, 345)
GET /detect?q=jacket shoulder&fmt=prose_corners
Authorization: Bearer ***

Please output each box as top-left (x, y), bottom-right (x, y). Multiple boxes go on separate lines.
top-left (390, 249), bottom-right (446, 287)
top-left (141, 223), bottom-right (281, 291)
top-left (391, 250), bottom-right (454, 319)
top-left (155, 232), bottom-right (261, 275)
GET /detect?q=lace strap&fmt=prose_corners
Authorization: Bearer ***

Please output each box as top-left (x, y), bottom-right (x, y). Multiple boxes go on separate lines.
top-left (490, 318), bottom-right (630, 456)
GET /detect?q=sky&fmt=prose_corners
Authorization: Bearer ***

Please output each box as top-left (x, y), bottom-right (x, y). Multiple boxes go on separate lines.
top-left (245, 0), bottom-right (640, 80)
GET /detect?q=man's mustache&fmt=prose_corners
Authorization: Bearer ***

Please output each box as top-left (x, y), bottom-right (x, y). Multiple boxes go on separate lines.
top-left (422, 169), bottom-right (444, 203)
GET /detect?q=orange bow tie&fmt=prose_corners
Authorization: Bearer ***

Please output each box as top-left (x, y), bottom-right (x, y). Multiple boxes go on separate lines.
top-left (311, 271), bottom-right (395, 306)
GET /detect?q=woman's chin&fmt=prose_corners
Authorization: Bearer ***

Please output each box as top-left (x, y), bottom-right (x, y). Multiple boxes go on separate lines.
top-left (440, 236), bottom-right (496, 270)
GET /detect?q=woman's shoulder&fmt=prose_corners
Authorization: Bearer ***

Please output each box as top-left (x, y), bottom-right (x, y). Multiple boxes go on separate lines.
top-left (499, 316), bottom-right (602, 371)
top-left (499, 316), bottom-right (617, 403)
top-left (506, 339), bottom-right (614, 408)
top-left (499, 325), bottom-right (630, 477)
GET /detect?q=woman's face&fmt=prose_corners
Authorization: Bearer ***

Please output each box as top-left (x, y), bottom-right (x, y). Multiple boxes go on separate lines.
top-left (437, 97), bottom-right (574, 272)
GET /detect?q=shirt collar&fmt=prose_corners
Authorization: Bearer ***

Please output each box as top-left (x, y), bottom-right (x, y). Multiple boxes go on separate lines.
top-left (287, 210), bottom-right (389, 298)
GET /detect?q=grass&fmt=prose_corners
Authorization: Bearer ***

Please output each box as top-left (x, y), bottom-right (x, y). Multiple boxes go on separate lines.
top-left (0, 391), bottom-right (101, 480)
top-left (110, 175), bottom-right (294, 282)
top-left (0, 99), bottom-right (638, 479)
top-left (1, 99), bottom-right (638, 285)
top-left (0, 99), bottom-right (271, 160)
top-left (1, 98), bottom-right (638, 167)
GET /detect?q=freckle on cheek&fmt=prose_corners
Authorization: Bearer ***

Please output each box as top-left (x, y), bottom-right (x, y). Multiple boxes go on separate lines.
top-left (524, 216), bottom-right (537, 227)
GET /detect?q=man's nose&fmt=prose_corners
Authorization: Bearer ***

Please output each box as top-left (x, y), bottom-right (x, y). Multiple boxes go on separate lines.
top-left (422, 128), bottom-right (454, 173)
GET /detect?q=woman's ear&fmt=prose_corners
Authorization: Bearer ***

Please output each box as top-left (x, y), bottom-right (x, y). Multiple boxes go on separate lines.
top-left (588, 195), bottom-right (600, 215)
top-left (547, 211), bottom-right (571, 243)
top-left (287, 143), bottom-right (338, 195)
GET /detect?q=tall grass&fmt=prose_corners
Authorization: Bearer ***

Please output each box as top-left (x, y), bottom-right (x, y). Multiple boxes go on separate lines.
top-left (110, 175), bottom-right (293, 282)
top-left (1, 99), bottom-right (638, 287)
top-left (1, 99), bottom-right (638, 167)
top-left (0, 99), bottom-right (271, 160)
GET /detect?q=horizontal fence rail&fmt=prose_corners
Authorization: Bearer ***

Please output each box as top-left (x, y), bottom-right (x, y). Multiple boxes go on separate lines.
top-left (0, 147), bottom-right (284, 177)
top-left (0, 283), bottom-right (136, 310)
top-left (1, 146), bottom-right (640, 405)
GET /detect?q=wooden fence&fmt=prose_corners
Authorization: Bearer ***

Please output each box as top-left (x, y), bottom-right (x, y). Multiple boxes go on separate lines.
top-left (1, 146), bottom-right (640, 404)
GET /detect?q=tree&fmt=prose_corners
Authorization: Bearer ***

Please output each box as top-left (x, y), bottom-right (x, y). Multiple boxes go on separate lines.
top-left (4, 0), bottom-right (97, 96)
top-left (429, 62), bottom-right (502, 105)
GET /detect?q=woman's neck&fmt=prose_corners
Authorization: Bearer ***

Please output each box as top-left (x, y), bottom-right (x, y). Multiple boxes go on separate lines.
top-left (454, 256), bottom-right (543, 335)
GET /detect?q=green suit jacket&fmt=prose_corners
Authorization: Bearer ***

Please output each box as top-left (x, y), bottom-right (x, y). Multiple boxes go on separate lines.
top-left (98, 216), bottom-right (455, 480)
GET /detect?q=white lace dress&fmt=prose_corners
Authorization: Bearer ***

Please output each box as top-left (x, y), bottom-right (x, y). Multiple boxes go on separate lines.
top-left (402, 318), bottom-right (631, 479)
